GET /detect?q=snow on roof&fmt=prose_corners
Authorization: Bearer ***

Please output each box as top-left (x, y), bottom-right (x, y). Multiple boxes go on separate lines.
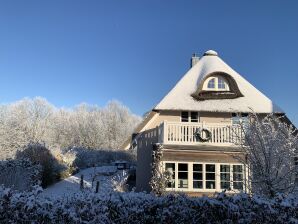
top-left (154, 50), bottom-right (283, 114)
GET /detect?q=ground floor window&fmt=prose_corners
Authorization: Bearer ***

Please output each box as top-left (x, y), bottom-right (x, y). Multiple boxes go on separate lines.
top-left (164, 162), bottom-right (246, 192)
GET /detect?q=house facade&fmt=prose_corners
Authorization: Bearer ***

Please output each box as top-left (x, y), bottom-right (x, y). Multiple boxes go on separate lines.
top-left (123, 50), bottom-right (285, 196)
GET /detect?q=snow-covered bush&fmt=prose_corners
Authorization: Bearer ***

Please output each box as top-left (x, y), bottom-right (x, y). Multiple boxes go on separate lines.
top-left (0, 159), bottom-right (41, 191)
top-left (15, 143), bottom-right (66, 187)
top-left (235, 113), bottom-right (298, 198)
top-left (0, 187), bottom-right (297, 223)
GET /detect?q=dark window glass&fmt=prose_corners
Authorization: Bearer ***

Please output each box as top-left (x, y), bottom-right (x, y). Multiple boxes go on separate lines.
top-left (191, 112), bottom-right (198, 122)
top-left (178, 163), bottom-right (188, 171)
top-left (193, 181), bottom-right (203, 189)
top-left (181, 111), bottom-right (189, 122)
top-left (233, 165), bottom-right (243, 190)
top-left (193, 164), bottom-right (202, 172)
top-left (206, 181), bottom-right (215, 189)
top-left (221, 181), bottom-right (230, 189)
top-left (193, 173), bottom-right (202, 180)
top-left (206, 173), bottom-right (215, 180)
top-left (220, 165), bottom-right (230, 172)
top-left (206, 164), bottom-right (215, 172)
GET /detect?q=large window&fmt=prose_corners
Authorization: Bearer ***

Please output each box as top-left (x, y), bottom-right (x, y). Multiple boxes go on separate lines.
top-left (193, 164), bottom-right (203, 189)
top-left (233, 165), bottom-right (243, 190)
top-left (178, 163), bottom-right (188, 188)
top-left (165, 163), bottom-right (175, 188)
top-left (220, 165), bottom-right (231, 190)
top-left (165, 162), bottom-right (245, 192)
top-left (206, 164), bottom-right (216, 189)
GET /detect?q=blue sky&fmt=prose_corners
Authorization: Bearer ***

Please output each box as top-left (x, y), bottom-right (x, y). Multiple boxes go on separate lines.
top-left (0, 1), bottom-right (297, 125)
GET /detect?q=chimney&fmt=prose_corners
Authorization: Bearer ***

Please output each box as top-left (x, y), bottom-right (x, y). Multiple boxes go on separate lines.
top-left (190, 53), bottom-right (199, 68)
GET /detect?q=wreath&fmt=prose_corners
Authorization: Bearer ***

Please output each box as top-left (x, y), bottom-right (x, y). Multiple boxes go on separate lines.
top-left (194, 128), bottom-right (212, 142)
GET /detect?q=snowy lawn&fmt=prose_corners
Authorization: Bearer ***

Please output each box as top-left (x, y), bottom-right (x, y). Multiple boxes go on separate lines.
top-left (42, 166), bottom-right (128, 198)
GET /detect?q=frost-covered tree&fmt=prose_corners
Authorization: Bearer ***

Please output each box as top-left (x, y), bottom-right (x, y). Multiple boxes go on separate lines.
top-left (0, 97), bottom-right (141, 159)
top-left (235, 113), bottom-right (298, 198)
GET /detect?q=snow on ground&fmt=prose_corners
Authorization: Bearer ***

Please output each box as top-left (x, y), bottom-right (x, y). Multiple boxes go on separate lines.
top-left (42, 166), bottom-right (128, 198)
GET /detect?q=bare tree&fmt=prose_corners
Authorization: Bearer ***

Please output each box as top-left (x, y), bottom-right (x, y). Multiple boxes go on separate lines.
top-left (235, 113), bottom-right (298, 198)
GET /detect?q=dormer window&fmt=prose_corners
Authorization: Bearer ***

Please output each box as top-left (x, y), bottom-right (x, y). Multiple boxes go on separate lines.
top-left (191, 72), bottom-right (244, 100)
top-left (204, 76), bottom-right (229, 91)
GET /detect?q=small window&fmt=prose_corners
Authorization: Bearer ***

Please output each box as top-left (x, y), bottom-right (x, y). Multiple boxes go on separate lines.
top-left (218, 78), bottom-right (226, 89)
top-left (181, 111), bottom-right (189, 122)
top-left (206, 164), bottom-right (216, 189)
top-left (232, 113), bottom-right (249, 125)
top-left (178, 163), bottom-right (188, 188)
top-left (193, 164), bottom-right (203, 189)
top-left (207, 78), bottom-right (215, 89)
top-left (191, 112), bottom-right (198, 122)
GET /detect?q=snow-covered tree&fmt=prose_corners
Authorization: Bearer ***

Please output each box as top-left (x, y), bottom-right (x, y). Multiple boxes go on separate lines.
top-left (235, 113), bottom-right (298, 198)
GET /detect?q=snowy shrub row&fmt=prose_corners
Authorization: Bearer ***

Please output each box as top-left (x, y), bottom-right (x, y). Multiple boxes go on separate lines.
top-left (63, 147), bottom-right (136, 169)
top-left (0, 187), bottom-right (297, 224)
top-left (0, 159), bottom-right (41, 191)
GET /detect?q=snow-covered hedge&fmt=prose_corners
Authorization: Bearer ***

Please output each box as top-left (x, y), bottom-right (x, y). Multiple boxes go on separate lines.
top-left (0, 159), bottom-right (41, 191)
top-left (0, 187), bottom-right (297, 223)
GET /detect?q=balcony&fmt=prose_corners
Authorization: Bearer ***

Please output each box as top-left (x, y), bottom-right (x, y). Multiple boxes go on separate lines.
top-left (158, 121), bottom-right (243, 146)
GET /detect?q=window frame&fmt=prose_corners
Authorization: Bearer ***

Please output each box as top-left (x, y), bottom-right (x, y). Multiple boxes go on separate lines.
top-left (203, 76), bottom-right (230, 91)
top-left (163, 161), bottom-right (247, 193)
top-left (180, 111), bottom-right (199, 123)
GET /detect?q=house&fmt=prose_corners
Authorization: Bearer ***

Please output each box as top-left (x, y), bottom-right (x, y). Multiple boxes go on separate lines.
top-left (122, 50), bottom-right (286, 196)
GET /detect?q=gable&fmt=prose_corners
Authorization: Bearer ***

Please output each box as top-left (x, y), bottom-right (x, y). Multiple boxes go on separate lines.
top-left (154, 50), bottom-right (283, 114)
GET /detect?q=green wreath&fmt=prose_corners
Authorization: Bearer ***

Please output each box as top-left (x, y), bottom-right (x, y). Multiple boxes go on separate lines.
top-left (194, 128), bottom-right (212, 142)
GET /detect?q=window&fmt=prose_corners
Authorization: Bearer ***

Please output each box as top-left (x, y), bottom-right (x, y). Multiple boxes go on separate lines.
top-left (206, 164), bottom-right (216, 189)
top-left (204, 76), bottom-right (229, 91)
top-left (181, 111), bottom-right (199, 123)
top-left (178, 163), bottom-right (188, 188)
top-left (191, 112), bottom-right (198, 122)
top-left (181, 111), bottom-right (189, 122)
top-left (207, 78), bottom-right (215, 89)
top-left (218, 78), bottom-right (226, 89)
top-left (165, 163), bottom-right (175, 188)
top-left (232, 113), bottom-right (249, 125)
top-left (193, 164), bottom-right (203, 189)
top-left (220, 165), bottom-right (231, 190)
top-left (164, 162), bottom-right (245, 192)
top-left (233, 165), bottom-right (243, 190)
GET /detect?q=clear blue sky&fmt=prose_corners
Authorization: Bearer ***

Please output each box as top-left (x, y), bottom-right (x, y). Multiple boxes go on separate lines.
top-left (0, 1), bottom-right (297, 125)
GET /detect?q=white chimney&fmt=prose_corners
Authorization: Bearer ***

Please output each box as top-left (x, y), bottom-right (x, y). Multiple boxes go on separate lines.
top-left (190, 53), bottom-right (199, 68)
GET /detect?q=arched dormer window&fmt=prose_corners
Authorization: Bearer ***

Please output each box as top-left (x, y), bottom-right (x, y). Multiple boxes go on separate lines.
top-left (191, 72), bottom-right (244, 100)
top-left (203, 76), bottom-right (229, 91)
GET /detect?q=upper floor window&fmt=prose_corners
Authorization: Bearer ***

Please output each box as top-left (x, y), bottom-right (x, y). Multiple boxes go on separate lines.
top-left (203, 76), bottom-right (229, 91)
top-left (181, 111), bottom-right (198, 122)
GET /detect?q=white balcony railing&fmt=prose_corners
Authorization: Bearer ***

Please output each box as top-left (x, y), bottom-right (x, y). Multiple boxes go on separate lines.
top-left (158, 121), bottom-right (243, 146)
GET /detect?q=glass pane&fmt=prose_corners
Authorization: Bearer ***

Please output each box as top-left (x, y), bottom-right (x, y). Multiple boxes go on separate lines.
top-left (218, 78), bottom-right (226, 89)
top-left (206, 164), bottom-right (215, 172)
top-left (193, 172), bottom-right (202, 180)
top-left (220, 173), bottom-right (230, 181)
top-left (193, 181), bottom-right (203, 189)
top-left (178, 163), bottom-right (188, 171)
top-left (233, 182), bottom-right (243, 190)
top-left (233, 165), bottom-right (242, 173)
top-left (191, 112), bottom-right (198, 122)
top-left (220, 165), bottom-right (230, 172)
top-left (193, 164), bottom-right (202, 172)
top-left (181, 111), bottom-right (188, 122)
top-left (206, 181), bottom-right (215, 189)
top-left (233, 173), bottom-right (243, 181)
top-left (206, 173), bottom-right (215, 180)
top-left (207, 78), bottom-right (215, 88)
top-left (178, 179), bottom-right (188, 188)
top-left (221, 181), bottom-right (230, 189)
top-left (178, 172), bottom-right (188, 179)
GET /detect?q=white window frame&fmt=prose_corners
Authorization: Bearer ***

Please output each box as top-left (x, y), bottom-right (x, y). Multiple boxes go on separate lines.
top-left (163, 161), bottom-right (248, 193)
top-left (203, 76), bottom-right (230, 91)
top-left (180, 111), bottom-right (200, 123)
